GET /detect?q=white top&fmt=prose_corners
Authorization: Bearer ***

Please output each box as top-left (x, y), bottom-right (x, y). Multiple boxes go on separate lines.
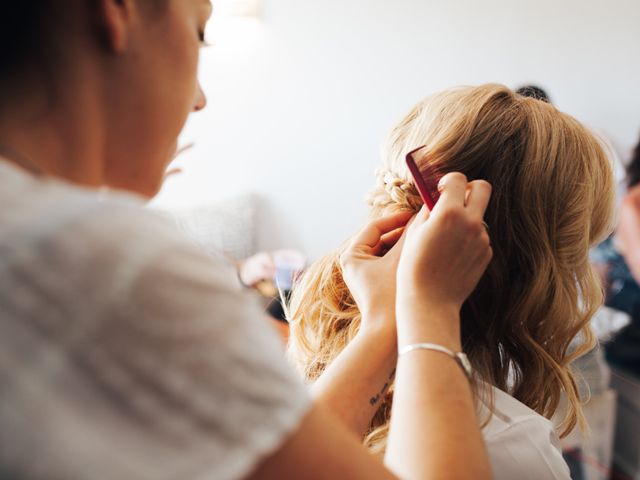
top-left (481, 386), bottom-right (571, 480)
top-left (0, 160), bottom-right (310, 480)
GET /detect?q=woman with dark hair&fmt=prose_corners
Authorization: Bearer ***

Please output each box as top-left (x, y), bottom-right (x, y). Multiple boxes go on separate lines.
top-left (625, 136), bottom-right (640, 192)
top-left (603, 134), bottom-right (640, 376)
top-left (0, 2), bottom-right (494, 479)
top-left (515, 84), bottom-right (551, 103)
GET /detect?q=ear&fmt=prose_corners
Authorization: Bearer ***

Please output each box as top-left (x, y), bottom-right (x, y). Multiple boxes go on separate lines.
top-left (97, 0), bottom-right (134, 52)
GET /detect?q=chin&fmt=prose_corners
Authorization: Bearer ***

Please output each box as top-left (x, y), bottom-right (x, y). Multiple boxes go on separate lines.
top-left (107, 174), bottom-right (163, 200)
top-left (106, 152), bottom-right (172, 199)
top-left (136, 179), bottom-right (164, 200)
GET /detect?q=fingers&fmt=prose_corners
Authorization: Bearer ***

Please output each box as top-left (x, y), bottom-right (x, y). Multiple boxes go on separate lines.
top-left (435, 172), bottom-right (468, 210)
top-left (465, 180), bottom-right (492, 220)
top-left (401, 205), bottom-right (426, 234)
top-left (372, 226), bottom-right (406, 256)
top-left (434, 173), bottom-right (493, 223)
top-left (351, 210), bottom-right (414, 250)
top-left (379, 225), bottom-right (405, 249)
top-left (385, 221), bottom-right (415, 258)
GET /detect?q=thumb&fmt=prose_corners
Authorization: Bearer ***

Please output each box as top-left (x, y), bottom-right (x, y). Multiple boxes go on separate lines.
top-left (385, 224), bottom-right (409, 262)
top-left (401, 207), bottom-right (429, 241)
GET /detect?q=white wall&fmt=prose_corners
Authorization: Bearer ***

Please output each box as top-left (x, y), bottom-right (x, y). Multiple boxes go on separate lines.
top-left (152, 0), bottom-right (640, 260)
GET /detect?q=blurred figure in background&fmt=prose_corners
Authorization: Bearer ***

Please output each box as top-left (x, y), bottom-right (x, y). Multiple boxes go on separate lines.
top-left (239, 250), bottom-right (305, 341)
top-left (516, 84), bottom-right (551, 103)
top-left (604, 133), bottom-right (640, 377)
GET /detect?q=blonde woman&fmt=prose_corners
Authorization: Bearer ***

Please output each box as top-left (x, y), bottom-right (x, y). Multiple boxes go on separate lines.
top-left (289, 84), bottom-right (615, 479)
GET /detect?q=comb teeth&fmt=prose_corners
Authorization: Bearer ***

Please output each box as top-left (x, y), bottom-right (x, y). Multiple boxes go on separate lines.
top-left (405, 147), bottom-right (441, 210)
top-left (421, 163), bottom-right (441, 207)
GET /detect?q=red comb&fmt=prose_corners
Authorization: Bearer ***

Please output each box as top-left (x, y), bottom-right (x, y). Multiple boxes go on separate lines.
top-left (405, 146), bottom-right (441, 210)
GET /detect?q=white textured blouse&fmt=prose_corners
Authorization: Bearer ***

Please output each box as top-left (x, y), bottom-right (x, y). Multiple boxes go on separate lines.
top-left (0, 159), bottom-right (310, 480)
top-left (481, 386), bottom-right (571, 480)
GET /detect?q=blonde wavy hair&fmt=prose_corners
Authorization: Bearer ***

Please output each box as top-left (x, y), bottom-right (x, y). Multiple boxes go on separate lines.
top-left (287, 84), bottom-right (615, 454)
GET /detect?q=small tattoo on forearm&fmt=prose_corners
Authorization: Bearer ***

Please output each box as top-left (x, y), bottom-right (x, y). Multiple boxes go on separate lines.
top-left (369, 369), bottom-right (396, 407)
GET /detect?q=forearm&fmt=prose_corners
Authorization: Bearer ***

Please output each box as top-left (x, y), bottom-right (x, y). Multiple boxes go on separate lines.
top-left (385, 304), bottom-right (492, 480)
top-left (310, 321), bottom-right (397, 438)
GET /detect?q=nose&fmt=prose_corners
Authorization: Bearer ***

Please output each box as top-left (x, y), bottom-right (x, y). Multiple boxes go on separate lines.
top-left (193, 81), bottom-right (207, 112)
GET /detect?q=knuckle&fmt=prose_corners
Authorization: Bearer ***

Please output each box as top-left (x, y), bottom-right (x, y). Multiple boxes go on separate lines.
top-left (438, 171), bottom-right (467, 189)
top-left (469, 221), bottom-right (484, 237)
top-left (472, 179), bottom-right (492, 193)
top-left (480, 232), bottom-right (491, 249)
top-left (447, 171), bottom-right (468, 183)
top-left (485, 245), bottom-right (494, 262)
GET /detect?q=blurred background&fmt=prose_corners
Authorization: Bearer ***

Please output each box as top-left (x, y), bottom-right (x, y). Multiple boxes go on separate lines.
top-left (153, 0), bottom-right (640, 260)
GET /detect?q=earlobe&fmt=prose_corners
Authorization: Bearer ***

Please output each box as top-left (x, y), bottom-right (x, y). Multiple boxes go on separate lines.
top-left (97, 0), bottom-right (133, 52)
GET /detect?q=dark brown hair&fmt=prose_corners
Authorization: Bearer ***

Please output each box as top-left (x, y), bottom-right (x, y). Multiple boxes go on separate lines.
top-left (0, 1), bottom-right (167, 99)
top-left (627, 134), bottom-right (640, 189)
top-left (0, 2), bottom-right (58, 88)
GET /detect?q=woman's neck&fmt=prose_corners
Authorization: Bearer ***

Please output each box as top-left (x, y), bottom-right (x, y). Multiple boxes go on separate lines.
top-left (0, 76), bottom-right (105, 187)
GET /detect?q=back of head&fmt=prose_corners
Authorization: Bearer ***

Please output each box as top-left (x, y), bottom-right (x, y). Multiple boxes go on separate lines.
top-left (0, 2), bottom-right (57, 95)
top-left (288, 84), bottom-right (615, 450)
top-left (515, 85), bottom-right (551, 103)
top-left (0, 1), bottom-right (167, 101)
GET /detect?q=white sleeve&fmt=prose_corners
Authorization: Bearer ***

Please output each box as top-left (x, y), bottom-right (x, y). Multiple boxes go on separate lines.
top-left (485, 417), bottom-right (571, 480)
top-left (81, 211), bottom-right (312, 479)
top-left (0, 179), bottom-right (310, 480)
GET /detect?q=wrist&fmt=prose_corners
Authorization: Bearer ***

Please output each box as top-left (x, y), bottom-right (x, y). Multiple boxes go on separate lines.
top-left (396, 300), bottom-right (462, 351)
top-left (357, 308), bottom-right (396, 334)
top-left (355, 317), bottom-right (398, 355)
top-left (398, 331), bottom-right (462, 353)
